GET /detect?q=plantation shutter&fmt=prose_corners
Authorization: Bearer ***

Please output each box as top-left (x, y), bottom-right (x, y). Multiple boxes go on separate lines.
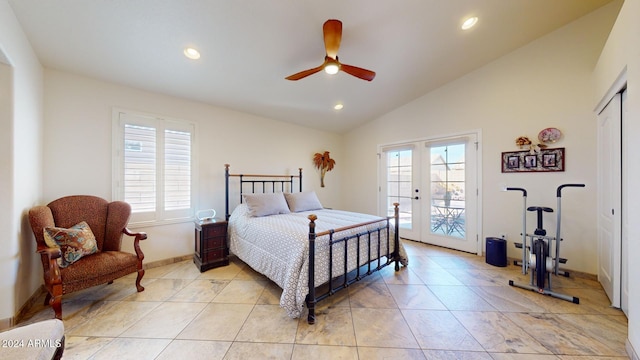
top-left (164, 129), bottom-right (191, 211)
top-left (124, 124), bottom-right (157, 213)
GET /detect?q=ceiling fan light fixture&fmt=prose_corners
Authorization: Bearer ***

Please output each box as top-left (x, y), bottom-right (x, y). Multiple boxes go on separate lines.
top-left (461, 16), bottom-right (478, 30)
top-left (324, 63), bottom-right (339, 75)
top-left (183, 47), bottom-right (201, 60)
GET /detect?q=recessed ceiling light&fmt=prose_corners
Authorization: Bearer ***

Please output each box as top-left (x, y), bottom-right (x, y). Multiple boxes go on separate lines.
top-left (184, 47), bottom-right (201, 60)
top-left (334, 103), bottom-right (344, 110)
top-left (461, 16), bottom-right (478, 30)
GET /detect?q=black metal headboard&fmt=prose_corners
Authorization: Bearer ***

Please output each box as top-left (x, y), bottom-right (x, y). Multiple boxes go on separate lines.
top-left (224, 164), bottom-right (303, 220)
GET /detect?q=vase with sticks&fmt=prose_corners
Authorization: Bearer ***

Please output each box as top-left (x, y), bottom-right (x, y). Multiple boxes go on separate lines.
top-left (313, 151), bottom-right (335, 187)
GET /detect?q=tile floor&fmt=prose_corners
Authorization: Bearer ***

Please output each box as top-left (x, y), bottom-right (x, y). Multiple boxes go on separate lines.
top-left (18, 240), bottom-right (629, 359)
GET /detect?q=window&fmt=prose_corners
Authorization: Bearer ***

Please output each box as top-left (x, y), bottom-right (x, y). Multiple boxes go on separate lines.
top-left (113, 110), bottom-right (196, 225)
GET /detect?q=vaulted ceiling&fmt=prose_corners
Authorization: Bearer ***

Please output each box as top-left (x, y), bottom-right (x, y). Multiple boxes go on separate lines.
top-left (8, 0), bottom-right (613, 133)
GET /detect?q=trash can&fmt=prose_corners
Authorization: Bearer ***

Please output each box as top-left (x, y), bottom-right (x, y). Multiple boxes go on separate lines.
top-left (486, 237), bottom-right (507, 267)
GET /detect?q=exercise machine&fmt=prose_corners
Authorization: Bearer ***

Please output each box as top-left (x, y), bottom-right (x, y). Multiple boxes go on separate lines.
top-left (505, 184), bottom-right (585, 303)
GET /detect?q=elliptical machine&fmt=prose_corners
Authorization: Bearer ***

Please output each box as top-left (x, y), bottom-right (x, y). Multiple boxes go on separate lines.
top-left (505, 184), bottom-right (585, 304)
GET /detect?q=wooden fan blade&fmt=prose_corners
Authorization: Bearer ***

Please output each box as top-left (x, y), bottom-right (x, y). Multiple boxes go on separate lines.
top-left (340, 63), bottom-right (376, 81)
top-left (285, 64), bottom-right (325, 81)
top-left (323, 19), bottom-right (342, 59)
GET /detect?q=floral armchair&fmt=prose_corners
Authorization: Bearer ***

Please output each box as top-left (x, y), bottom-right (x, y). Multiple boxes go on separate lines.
top-left (28, 195), bottom-right (147, 319)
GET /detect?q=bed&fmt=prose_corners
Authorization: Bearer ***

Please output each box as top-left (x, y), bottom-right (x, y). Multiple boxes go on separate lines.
top-left (224, 164), bottom-right (408, 324)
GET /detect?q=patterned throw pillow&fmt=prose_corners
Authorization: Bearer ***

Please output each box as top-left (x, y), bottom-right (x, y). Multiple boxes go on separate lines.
top-left (43, 221), bottom-right (99, 268)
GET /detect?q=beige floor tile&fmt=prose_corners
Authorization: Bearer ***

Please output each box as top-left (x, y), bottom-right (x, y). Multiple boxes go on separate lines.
top-left (67, 300), bottom-right (162, 337)
top-left (62, 336), bottom-right (115, 360)
top-left (429, 255), bottom-right (478, 269)
top-left (422, 349), bottom-right (493, 359)
top-left (161, 260), bottom-right (203, 280)
top-left (296, 307), bottom-right (356, 346)
top-left (233, 265), bottom-right (270, 281)
top-left (428, 285), bottom-right (497, 311)
top-left (235, 304), bottom-right (299, 343)
top-left (169, 279), bottom-right (230, 302)
top-left (402, 309), bottom-right (484, 351)
top-left (212, 279), bottom-right (267, 304)
top-left (177, 303), bottom-right (254, 341)
top-left (489, 354), bottom-right (560, 360)
top-left (122, 278), bottom-right (193, 302)
top-left (351, 308), bottom-right (419, 349)
top-left (445, 268), bottom-right (505, 286)
top-left (387, 284), bottom-right (447, 310)
top-left (348, 281), bottom-right (397, 308)
top-left (415, 267), bottom-right (464, 286)
top-left (155, 340), bottom-right (232, 360)
top-left (379, 264), bottom-right (426, 285)
top-left (506, 312), bottom-right (627, 356)
top-left (452, 311), bottom-right (551, 354)
top-left (90, 337), bottom-right (172, 360)
top-left (291, 344), bottom-right (358, 360)
top-left (198, 261), bottom-right (244, 280)
top-left (120, 301), bottom-right (207, 338)
top-left (556, 313), bottom-right (628, 351)
top-left (359, 347), bottom-right (427, 359)
top-left (223, 342), bottom-right (294, 360)
top-left (256, 281), bottom-right (283, 305)
top-left (468, 285), bottom-right (547, 313)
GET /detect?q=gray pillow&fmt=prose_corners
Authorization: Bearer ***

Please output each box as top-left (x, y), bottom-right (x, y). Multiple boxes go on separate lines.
top-left (243, 193), bottom-right (291, 217)
top-left (284, 191), bottom-right (323, 212)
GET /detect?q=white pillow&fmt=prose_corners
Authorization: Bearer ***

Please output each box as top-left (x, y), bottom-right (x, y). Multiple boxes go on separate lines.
top-left (243, 193), bottom-right (291, 217)
top-left (284, 191), bottom-right (323, 212)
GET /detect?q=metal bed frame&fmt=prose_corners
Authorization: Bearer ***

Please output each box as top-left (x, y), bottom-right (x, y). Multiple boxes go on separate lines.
top-left (224, 164), bottom-right (402, 324)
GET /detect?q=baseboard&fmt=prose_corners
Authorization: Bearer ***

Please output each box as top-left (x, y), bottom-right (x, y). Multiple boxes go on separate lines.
top-left (143, 255), bottom-right (192, 270)
top-left (628, 339), bottom-right (639, 360)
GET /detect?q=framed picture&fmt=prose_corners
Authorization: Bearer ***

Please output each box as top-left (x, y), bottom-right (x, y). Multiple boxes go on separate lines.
top-left (507, 155), bottom-right (519, 169)
top-left (542, 153), bottom-right (556, 167)
top-left (523, 155), bottom-right (537, 168)
top-left (501, 148), bottom-right (565, 173)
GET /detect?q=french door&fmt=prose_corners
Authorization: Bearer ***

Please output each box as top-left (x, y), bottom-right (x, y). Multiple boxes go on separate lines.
top-left (380, 133), bottom-right (480, 253)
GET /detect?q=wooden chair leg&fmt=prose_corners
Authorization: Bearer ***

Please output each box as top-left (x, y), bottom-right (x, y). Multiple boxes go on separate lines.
top-left (48, 287), bottom-right (63, 320)
top-left (135, 269), bottom-right (145, 292)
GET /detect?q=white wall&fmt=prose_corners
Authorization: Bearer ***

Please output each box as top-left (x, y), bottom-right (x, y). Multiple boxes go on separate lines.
top-left (43, 69), bottom-right (344, 263)
top-left (0, 0), bottom-right (44, 324)
top-left (342, 2), bottom-right (621, 275)
top-left (594, 0), bottom-right (640, 356)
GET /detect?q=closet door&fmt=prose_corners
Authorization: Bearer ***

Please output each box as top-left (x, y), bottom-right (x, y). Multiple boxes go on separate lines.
top-left (597, 92), bottom-right (622, 307)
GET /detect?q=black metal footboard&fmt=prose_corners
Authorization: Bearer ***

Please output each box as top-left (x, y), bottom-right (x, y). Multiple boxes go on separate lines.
top-left (306, 202), bottom-right (401, 324)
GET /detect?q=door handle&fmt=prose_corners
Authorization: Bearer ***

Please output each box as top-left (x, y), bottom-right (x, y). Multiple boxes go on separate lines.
top-left (414, 196), bottom-right (419, 200)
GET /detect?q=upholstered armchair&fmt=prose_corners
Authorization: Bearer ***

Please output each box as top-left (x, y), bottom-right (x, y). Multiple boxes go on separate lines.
top-left (28, 195), bottom-right (147, 320)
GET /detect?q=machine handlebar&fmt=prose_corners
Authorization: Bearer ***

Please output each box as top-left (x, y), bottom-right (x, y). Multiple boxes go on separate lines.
top-left (506, 187), bottom-right (527, 196)
top-left (556, 184), bottom-right (585, 197)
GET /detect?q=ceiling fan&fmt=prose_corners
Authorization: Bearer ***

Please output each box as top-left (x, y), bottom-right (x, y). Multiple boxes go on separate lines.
top-left (285, 19), bottom-right (376, 82)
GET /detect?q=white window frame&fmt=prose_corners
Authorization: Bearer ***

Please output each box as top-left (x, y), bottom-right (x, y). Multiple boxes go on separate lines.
top-left (112, 109), bottom-right (198, 226)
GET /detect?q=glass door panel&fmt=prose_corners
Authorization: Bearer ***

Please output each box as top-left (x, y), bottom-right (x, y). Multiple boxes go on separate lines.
top-left (384, 148), bottom-right (420, 240)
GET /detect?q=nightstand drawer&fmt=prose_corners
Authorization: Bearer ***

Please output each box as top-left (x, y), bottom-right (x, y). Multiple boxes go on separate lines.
top-left (205, 236), bottom-right (225, 249)
top-left (204, 225), bottom-right (226, 238)
top-left (204, 248), bottom-right (225, 262)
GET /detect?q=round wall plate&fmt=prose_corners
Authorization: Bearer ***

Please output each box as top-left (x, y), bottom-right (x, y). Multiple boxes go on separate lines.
top-left (538, 128), bottom-right (562, 143)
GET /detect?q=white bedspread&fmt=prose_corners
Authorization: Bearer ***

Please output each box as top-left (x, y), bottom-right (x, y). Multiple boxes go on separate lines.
top-left (228, 204), bottom-right (408, 318)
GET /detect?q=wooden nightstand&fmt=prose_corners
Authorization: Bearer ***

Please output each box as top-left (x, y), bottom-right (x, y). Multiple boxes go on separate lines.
top-left (194, 218), bottom-right (229, 272)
